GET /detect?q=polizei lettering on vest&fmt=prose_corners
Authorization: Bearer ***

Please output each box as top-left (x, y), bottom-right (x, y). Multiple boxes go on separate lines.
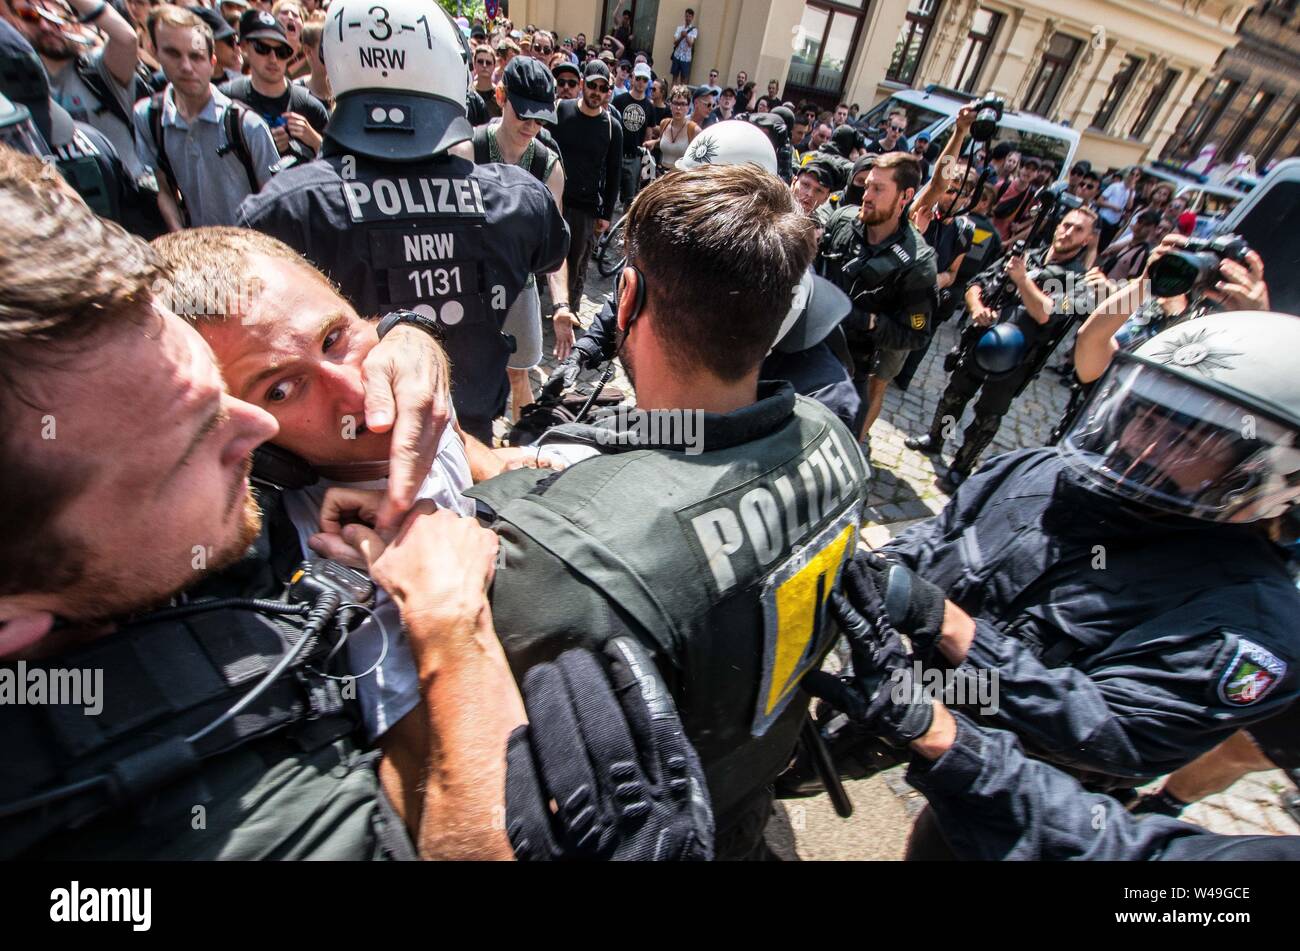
top-left (343, 177), bottom-right (486, 221)
top-left (689, 427), bottom-right (860, 595)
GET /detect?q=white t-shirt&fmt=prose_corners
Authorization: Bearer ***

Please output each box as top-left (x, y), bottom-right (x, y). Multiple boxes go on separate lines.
top-left (1098, 181), bottom-right (1132, 226)
top-left (282, 424), bottom-right (475, 741)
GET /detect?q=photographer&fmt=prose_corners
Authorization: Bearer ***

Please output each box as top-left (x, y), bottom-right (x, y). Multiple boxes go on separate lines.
top-left (905, 206), bottom-right (1102, 486)
top-left (1072, 233), bottom-right (1270, 387)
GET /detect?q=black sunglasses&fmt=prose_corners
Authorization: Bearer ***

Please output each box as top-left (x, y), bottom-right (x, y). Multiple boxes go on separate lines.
top-left (534, 46), bottom-right (553, 54)
top-left (556, 77), bottom-right (579, 88)
top-left (586, 81), bottom-right (610, 92)
top-left (251, 40), bottom-right (292, 60)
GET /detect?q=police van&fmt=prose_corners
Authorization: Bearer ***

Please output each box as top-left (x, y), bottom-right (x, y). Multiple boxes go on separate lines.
top-left (1216, 156), bottom-right (1300, 316)
top-left (858, 84), bottom-right (1080, 181)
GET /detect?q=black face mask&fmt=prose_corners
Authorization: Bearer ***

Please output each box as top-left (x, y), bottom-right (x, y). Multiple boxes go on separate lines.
top-left (844, 156), bottom-right (875, 206)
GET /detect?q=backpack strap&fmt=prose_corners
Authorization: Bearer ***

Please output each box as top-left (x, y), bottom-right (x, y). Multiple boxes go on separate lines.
top-left (472, 124), bottom-right (490, 165)
top-left (527, 140), bottom-right (552, 184)
top-left (146, 92), bottom-right (190, 227)
top-left (218, 99), bottom-right (260, 193)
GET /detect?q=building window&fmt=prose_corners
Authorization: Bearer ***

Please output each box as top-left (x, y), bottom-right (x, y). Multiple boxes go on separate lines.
top-left (948, 8), bottom-right (1002, 94)
top-left (1172, 77), bottom-right (1240, 158)
top-left (1219, 88), bottom-right (1276, 162)
top-left (1259, 100), bottom-right (1300, 165)
top-left (786, 2), bottom-right (867, 105)
top-left (1091, 55), bottom-right (1142, 133)
top-left (886, 0), bottom-right (941, 85)
top-left (599, 1), bottom-right (660, 58)
top-left (1130, 67), bottom-right (1178, 140)
top-left (1022, 33), bottom-right (1083, 117)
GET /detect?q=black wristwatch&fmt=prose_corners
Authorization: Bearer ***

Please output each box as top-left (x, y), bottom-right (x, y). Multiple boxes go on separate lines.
top-left (376, 309), bottom-right (444, 342)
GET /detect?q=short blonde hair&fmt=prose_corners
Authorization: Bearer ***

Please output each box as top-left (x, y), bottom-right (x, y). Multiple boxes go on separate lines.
top-left (151, 226), bottom-right (334, 324)
top-left (148, 4), bottom-right (213, 55)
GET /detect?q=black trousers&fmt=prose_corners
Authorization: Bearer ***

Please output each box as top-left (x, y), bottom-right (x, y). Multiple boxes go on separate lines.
top-left (563, 204), bottom-right (598, 307)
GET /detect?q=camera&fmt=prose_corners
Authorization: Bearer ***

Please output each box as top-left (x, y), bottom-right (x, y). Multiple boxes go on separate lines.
top-left (1148, 234), bottom-right (1251, 298)
top-left (970, 94), bottom-right (1004, 141)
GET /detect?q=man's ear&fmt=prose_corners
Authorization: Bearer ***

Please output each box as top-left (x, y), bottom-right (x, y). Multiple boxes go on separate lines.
top-left (0, 607), bottom-right (55, 661)
top-left (615, 266), bottom-right (640, 331)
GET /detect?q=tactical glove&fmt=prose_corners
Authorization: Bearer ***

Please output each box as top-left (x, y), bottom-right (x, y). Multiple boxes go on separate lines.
top-left (842, 551), bottom-right (948, 657)
top-left (537, 350), bottom-right (586, 404)
top-left (803, 591), bottom-right (934, 748)
top-left (505, 637), bottom-right (714, 861)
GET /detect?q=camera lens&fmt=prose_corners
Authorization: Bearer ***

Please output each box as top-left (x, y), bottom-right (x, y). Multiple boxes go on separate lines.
top-left (1148, 251), bottom-right (1215, 298)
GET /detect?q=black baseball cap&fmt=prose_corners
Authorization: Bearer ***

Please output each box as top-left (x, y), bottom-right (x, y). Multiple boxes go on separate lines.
top-left (552, 61), bottom-right (580, 81)
top-left (238, 9), bottom-right (288, 45)
top-left (583, 60), bottom-right (611, 83)
top-left (470, 25), bottom-right (486, 40)
top-left (775, 272), bottom-right (852, 354)
top-left (504, 55), bottom-right (557, 123)
top-left (189, 5), bottom-right (236, 43)
top-left (798, 160), bottom-right (837, 190)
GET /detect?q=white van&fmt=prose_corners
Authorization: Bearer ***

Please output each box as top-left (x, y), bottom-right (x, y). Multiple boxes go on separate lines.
top-left (857, 84), bottom-right (1081, 182)
top-left (1216, 157), bottom-right (1300, 316)
top-left (1141, 163), bottom-right (1250, 238)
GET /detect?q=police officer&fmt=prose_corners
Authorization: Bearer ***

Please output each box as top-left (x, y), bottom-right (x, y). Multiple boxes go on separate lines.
top-left (904, 206), bottom-right (1100, 486)
top-left (806, 563), bottom-right (1300, 860)
top-left (463, 163), bottom-right (871, 859)
top-left (855, 311), bottom-right (1300, 854)
top-left (238, 1), bottom-right (568, 445)
top-left (817, 150), bottom-right (937, 441)
top-left (541, 120), bottom-right (861, 433)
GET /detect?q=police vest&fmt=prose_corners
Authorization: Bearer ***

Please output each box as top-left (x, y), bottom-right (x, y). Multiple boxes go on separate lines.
top-left (465, 389), bottom-right (870, 832)
top-left (0, 488), bottom-right (409, 860)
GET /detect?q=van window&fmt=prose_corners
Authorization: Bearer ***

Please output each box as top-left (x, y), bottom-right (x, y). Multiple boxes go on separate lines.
top-left (927, 126), bottom-right (1073, 176)
top-left (1231, 179), bottom-right (1300, 315)
top-left (859, 96), bottom-right (945, 140)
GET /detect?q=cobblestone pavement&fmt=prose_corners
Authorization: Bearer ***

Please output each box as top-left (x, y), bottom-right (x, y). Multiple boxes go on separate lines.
top-left (526, 256), bottom-right (1298, 858)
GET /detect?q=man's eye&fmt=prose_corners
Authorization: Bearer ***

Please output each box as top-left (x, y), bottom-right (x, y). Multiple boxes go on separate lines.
top-left (323, 329), bottom-right (342, 352)
top-left (267, 378), bottom-right (299, 403)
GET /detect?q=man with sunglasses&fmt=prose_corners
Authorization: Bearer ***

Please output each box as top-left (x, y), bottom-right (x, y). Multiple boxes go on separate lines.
top-left (551, 59), bottom-right (622, 311)
top-left (472, 43), bottom-right (500, 120)
top-left (552, 60), bottom-right (580, 101)
top-left (220, 8), bottom-right (326, 165)
top-left (866, 108), bottom-right (908, 155)
top-left (1, 0), bottom-right (145, 180)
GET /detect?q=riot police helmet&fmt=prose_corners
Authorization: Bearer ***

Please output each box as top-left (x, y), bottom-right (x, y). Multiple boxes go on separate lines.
top-left (1061, 311), bottom-right (1300, 522)
top-left (973, 322), bottom-right (1026, 375)
top-left (321, 0), bottom-right (473, 161)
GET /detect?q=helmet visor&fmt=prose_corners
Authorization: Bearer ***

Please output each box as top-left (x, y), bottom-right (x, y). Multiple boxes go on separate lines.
top-left (1061, 358), bottom-right (1300, 522)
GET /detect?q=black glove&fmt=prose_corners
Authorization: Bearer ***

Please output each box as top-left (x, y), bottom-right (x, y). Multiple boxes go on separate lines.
top-left (505, 638), bottom-right (714, 861)
top-left (537, 351), bottom-right (585, 404)
top-left (842, 551), bottom-right (947, 657)
top-left (803, 591), bottom-right (934, 747)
